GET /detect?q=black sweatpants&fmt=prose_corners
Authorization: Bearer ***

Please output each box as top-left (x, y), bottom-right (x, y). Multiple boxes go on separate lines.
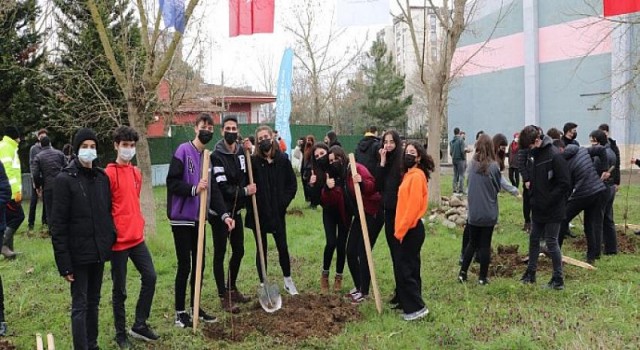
top-left (384, 208), bottom-right (400, 298)
top-left (602, 185), bottom-right (617, 254)
top-left (111, 242), bottom-right (157, 337)
top-left (347, 212), bottom-right (382, 296)
top-left (508, 167), bottom-right (520, 188)
top-left (252, 214), bottom-right (291, 282)
top-left (460, 224), bottom-right (495, 281)
top-left (396, 220), bottom-right (426, 315)
top-left (559, 190), bottom-right (606, 259)
top-left (71, 262), bottom-right (104, 350)
top-left (211, 213), bottom-right (245, 297)
top-left (171, 225), bottom-right (204, 311)
top-left (321, 206), bottom-right (349, 274)
top-left (522, 187), bottom-right (531, 224)
top-left (28, 185), bottom-right (46, 227)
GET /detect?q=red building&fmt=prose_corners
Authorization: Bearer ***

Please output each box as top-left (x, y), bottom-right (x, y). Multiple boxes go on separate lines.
top-left (148, 80), bottom-right (276, 137)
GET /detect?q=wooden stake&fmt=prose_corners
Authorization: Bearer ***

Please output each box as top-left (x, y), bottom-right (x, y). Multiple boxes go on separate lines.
top-left (36, 333), bottom-right (43, 350)
top-left (348, 154), bottom-right (382, 314)
top-left (47, 333), bottom-right (55, 350)
top-left (193, 150), bottom-right (211, 333)
top-left (521, 253), bottom-right (596, 270)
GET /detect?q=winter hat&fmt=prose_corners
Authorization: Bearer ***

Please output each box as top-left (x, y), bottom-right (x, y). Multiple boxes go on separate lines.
top-left (4, 126), bottom-right (20, 140)
top-left (73, 128), bottom-right (98, 154)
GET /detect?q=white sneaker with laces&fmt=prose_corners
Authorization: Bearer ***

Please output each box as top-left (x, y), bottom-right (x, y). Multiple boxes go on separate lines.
top-left (284, 276), bottom-right (299, 295)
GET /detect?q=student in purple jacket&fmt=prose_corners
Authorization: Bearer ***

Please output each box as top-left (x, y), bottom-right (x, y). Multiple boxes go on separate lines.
top-left (166, 114), bottom-right (234, 328)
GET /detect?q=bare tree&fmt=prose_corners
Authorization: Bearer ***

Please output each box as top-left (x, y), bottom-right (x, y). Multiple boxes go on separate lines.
top-left (86, 0), bottom-right (200, 234)
top-left (284, 0), bottom-right (366, 126)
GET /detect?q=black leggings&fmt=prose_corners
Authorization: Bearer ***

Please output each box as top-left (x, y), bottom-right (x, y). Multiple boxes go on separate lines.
top-left (211, 214), bottom-right (245, 297)
top-left (171, 225), bottom-right (204, 311)
top-left (252, 214), bottom-right (291, 282)
top-left (347, 213), bottom-right (382, 295)
top-left (322, 206), bottom-right (349, 274)
top-left (508, 168), bottom-right (520, 188)
top-left (460, 224), bottom-right (495, 281)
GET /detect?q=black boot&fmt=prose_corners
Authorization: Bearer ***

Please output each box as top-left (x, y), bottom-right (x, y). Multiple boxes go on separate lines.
top-left (546, 277), bottom-right (564, 290)
top-left (520, 270), bottom-right (536, 284)
top-left (457, 271), bottom-right (467, 283)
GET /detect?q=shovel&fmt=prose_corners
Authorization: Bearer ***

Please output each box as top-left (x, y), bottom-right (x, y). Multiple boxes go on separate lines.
top-left (245, 149), bottom-right (282, 313)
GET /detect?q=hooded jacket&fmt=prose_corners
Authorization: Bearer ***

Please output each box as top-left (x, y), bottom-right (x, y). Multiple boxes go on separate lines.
top-left (561, 144), bottom-right (607, 201)
top-left (105, 163), bottom-right (145, 251)
top-left (355, 134), bottom-right (380, 175)
top-left (245, 150), bottom-right (297, 233)
top-left (31, 146), bottom-right (66, 190)
top-left (395, 167), bottom-right (428, 242)
top-left (211, 139), bottom-right (250, 215)
top-left (50, 159), bottom-right (116, 276)
top-left (527, 136), bottom-right (571, 223)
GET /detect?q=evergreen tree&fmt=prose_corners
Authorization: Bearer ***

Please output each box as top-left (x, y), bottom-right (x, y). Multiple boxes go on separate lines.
top-left (0, 0), bottom-right (47, 130)
top-left (48, 0), bottom-right (142, 142)
top-left (358, 38), bottom-right (413, 129)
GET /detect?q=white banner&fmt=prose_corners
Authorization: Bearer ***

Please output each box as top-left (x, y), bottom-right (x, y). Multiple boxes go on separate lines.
top-left (336, 0), bottom-right (390, 27)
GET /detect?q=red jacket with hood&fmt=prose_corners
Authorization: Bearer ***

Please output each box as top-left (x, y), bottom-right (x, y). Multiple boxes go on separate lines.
top-left (105, 163), bottom-right (145, 251)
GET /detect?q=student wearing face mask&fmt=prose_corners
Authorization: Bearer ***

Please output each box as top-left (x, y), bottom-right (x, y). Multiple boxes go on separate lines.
top-left (245, 126), bottom-right (299, 294)
top-left (50, 128), bottom-right (116, 350)
top-left (105, 126), bottom-right (159, 348)
top-left (322, 146), bottom-right (381, 304)
top-left (210, 115), bottom-right (254, 313)
top-left (301, 135), bottom-right (318, 207)
top-left (166, 114), bottom-right (234, 328)
top-left (394, 141), bottom-right (434, 321)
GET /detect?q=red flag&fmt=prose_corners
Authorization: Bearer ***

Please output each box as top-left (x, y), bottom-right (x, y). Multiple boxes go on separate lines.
top-left (229, 0), bottom-right (275, 37)
top-left (604, 0), bottom-right (640, 16)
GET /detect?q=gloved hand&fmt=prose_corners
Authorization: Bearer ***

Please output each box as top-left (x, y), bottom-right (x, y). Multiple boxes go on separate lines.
top-left (15, 191), bottom-right (22, 203)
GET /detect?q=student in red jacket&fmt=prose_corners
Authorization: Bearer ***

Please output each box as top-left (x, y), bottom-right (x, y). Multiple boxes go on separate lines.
top-left (394, 141), bottom-right (434, 321)
top-left (106, 126), bottom-right (159, 348)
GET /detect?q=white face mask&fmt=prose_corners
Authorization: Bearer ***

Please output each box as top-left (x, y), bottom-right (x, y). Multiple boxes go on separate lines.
top-left (78, 148), bottom-right (97, 163)
top-left (119, 147), bottom-right (136, 162)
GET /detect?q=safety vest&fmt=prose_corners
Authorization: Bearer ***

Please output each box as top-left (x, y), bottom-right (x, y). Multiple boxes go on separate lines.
top-left (0, 136), bottom-right (21, 200)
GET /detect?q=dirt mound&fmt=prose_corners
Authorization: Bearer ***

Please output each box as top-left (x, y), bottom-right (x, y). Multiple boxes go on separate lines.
top-left (286, 208), bottom-right (304, 216)
top-left (203, 293), bottom-right (362, 343)
top-left (0, 340), bottom-right (16, 350)
top-left (570, 231), bottom-right (638, 253)
top-left (469, 245), bottom-right (552, 278)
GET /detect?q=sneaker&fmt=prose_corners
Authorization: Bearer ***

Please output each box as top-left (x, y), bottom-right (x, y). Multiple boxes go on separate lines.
top-left (229, 289), bottom-right (251, 303)
top-left (344, 288), bottom-right (358, 298)
top-left (403, 307), bottom-right (429, 321)
top-left (198, 309), bottom-right (218, 323)
top-left (115, 335), bottom-right (131, 349)
top-left (174, 311), bottom-right (192, 328)
top-left (478, 278), bottom-right (489, 285)
top-left (350, 292), bottom-right (366, 304)
top-left (545, 277), bottom-right (564, 290)
top-left (0, 322), bottom-right (7, 336)
top-left (520, 270), bottom-right (536, 284)
top-left (458, 271), bottom-right (467, 283)
top-left (129, 323), bottom-right (159, 341)
top-left (284, 277), bottom-right (299, 295)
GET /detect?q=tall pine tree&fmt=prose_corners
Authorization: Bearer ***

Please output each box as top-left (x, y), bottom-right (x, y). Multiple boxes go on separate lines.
top-left (48, 0), bottom-right (142, 141)
top-left (358, 38), bottom-right (413, 130)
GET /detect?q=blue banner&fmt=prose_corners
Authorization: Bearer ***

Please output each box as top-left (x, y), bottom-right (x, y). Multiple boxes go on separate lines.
top-left (159, 0), bottom-right (186, 33)
top-left (275, 48), bottom-right (294, 156)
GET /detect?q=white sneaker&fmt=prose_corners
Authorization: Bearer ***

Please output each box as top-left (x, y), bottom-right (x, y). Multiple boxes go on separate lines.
top-left (284, 277), bottom-right (299, 295)
top-left (403, 307), bottom-right (429, 321)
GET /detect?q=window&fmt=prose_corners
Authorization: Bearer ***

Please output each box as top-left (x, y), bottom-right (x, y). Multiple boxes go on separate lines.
top-left (223, 112), bottom-right (248, 124)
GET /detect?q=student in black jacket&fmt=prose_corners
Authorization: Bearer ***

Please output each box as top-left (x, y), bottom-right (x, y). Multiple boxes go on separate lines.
top-left (51, 128), bottom-right (117, 350)
top-left (519, 126), bottom-right (571, 290)
top-left (589, 130), bottom-right (618, 256)
top-left (210, 116), bottom-right (253, 313)
top-left (246, 126), bottom-right (298, 294)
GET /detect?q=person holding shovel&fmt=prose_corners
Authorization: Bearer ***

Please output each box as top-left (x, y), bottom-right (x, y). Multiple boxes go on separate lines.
top-left (309, 143), bottom-right (350, 293)
top-left (166, 114), bottom-right (234, 328)
top-left (210, 115), bottom-right (254, 313)
top-left (394, 141), bottom-right (433, 321)
top-left (322, 146), bottom-right (381, 304)
top-left (246, 126), bottom-right (299, 295)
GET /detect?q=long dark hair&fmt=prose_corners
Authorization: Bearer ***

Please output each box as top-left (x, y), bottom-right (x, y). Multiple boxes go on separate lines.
top-left (309, 142), bottom-right (329, 187)
top-left (404, 141), bottom-right (434, 179)
top-left (474, 134), bottom-right (496, 174)
top-left (253, 125), bottom-right (278, 159)
top-left (492, 133), bottom-right (508, 171)
top-left (303, 135), bottom-right (316, 162)
top-left (382, 130), bottom-right (403, 175)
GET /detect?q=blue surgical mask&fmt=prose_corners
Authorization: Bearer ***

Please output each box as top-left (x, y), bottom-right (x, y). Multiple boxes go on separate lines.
top-left (78, 148), bottom-right (97, 163)
top-left (119, 147), bottom-right (136, 162)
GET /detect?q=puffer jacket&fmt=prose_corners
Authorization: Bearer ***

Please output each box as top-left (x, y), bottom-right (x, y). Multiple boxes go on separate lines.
top-left (561, 144), bottom-right (607, 201)
top-left (31, 146), bottom-right (66, 190)
top-left (50, 159), bottom-right (116, 276)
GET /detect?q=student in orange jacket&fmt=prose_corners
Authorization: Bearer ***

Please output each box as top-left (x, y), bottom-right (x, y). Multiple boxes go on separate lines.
top-left (106, 126), bottom-right (159, 348)
top-left (394, 141), bottom-right (434, 321)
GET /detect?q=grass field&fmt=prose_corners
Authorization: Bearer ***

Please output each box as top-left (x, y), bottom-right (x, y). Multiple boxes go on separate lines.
top-left (2, 174), bottom-right (640, 349)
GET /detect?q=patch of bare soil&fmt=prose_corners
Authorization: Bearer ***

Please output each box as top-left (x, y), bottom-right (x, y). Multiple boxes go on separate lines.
top-left (570, 229), bottom-right (639, 254)
top-left (286, 208), bottom-right (304, 217)
top-left (0, 340), bottom-right (16, 350)
top-left (469, 245), bottom-right (552, 278)
top-left (203, 294), bottom-right (362, 343)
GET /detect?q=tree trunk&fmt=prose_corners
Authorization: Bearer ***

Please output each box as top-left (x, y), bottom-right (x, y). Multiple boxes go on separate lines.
top-left (426, 82), bottom-right (442, 206)
top-left (127, 101), bottom-right (157, 236)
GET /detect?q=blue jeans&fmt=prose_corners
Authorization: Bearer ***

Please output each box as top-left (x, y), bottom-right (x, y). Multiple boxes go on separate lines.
top-left (452, 160), bottom-right (466, 193)
top-left (527, 222), bottom-right (563, 279)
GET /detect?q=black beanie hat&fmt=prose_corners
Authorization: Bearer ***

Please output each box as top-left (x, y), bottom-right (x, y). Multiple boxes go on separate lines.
top-left (4, 126), bottom-right (20, 140)
top-left (73, 128), bottom-right (98, 154)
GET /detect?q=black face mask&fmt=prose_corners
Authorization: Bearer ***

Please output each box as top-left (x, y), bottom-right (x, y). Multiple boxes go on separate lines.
top-left (224, 132), bottom-right (237, 145)
top-left (331, 161), bottom-right (344, 177)
top-left (498, 150), bottom-right (506, 158)
top-left (259, 139), bottom-right (273, 153)
top-left (316, 155), bottom-right (329, 170)
top-left (198, 130), bottom-right (213, 145)
top-left (572, 132), bottom-right (577, 140)
top-left (404, 154), bottom-right (417, 169)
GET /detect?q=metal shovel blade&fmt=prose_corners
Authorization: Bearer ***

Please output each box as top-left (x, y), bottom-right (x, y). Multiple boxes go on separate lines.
top-left (257, 282), bottom-right (282, 313)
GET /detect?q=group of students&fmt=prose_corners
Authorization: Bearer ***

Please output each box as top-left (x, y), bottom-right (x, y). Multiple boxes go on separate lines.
top-left (456, 122), bottom-right (624, 290)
